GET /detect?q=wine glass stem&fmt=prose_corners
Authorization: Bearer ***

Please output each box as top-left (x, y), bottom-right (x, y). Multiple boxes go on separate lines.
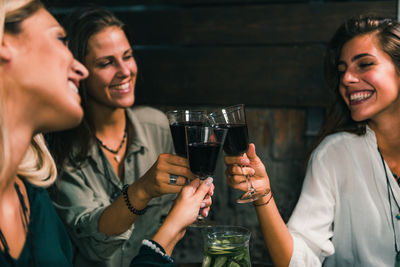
top-left (241, 165), bottom-right (255, 195)
top-left (197, 175), bottom-right (208, 220)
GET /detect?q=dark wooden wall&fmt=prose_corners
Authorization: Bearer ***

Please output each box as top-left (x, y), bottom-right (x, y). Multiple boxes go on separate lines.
top-left (44, 1), bottom-right (397, 265)
top-left (46, 0), bottom-right (396, 108)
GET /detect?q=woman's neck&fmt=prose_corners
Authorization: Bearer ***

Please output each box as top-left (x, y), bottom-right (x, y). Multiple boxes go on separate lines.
top-left (0, 123), bottom-right (33, 195)
top-left (369, 116), bottom-right (400, 175)
top-left (369, 117), bottom-right (400, 155)
top-left (88, 102), bottom-right (127, 142)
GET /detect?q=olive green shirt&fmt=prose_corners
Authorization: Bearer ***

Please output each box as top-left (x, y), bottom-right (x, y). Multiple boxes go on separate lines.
top-left (50, 106), bottom-right (175, 267)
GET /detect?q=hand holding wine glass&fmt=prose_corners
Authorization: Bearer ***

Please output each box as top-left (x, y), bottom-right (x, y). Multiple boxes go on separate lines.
top-left (225, 143), bottom-right (271, 200)
top-left (208, 104), bottom-right (270, 203)
top-left (185, 125), bottom-right (227, 226)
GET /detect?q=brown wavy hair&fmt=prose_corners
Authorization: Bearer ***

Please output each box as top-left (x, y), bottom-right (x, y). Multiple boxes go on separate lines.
top-left (309, 16), bottom-right (400, 158)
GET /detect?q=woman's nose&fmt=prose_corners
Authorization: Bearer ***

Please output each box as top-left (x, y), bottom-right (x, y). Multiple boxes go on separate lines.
top-left (117, 62), bottom-right (131, 77)
top-left (72, 59), bottom-right (89, 80)
top-left (341, 69), bottom-right (359, 85)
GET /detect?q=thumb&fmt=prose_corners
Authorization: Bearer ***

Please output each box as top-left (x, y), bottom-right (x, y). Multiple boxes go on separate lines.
top-left (193, 177), bottom-right (213, 201)
top-left (246, 143), bottom-right (258, 161)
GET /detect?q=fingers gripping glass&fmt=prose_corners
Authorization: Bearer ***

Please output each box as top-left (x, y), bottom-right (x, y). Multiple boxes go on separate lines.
top-left (208, 104), bottom-right (269, 203)
top-left (185, 126), bottom-right (227, 226)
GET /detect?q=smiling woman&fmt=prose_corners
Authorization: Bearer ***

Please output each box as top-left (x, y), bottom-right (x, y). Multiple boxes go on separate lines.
top-left (223, 16), bottom-right (400, 267)
top-left (44, 6), bottom-right (197, 267)
top-left (0, 0), bottom-right (88, 266)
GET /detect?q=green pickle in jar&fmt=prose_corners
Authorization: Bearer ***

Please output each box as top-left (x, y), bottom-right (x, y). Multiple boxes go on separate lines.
top-left (202, 234), bottom-right (251, 267)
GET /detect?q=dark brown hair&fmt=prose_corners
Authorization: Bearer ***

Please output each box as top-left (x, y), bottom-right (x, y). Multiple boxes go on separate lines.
top-left (309, 16), bottom-right (400, 157)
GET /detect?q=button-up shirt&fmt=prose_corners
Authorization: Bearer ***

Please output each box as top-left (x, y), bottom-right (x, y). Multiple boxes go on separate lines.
top-left (50, 106), bottom-right (175, 267)
top-left (288, 126), bottom-right (400, 266)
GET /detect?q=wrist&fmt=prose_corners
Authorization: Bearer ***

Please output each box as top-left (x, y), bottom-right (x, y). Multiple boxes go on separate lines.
top-left (253, 189), bottom-right (273, 207)
top-left (130, 180), bottom-right (152, 205)
top-left (152, 220), bottom-right (183, 256)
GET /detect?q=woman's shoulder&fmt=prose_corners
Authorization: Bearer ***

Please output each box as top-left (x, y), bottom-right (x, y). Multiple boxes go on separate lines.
top-left (127, 106), bottom-right (169, 127)
top-left (312, 131), bottom-right (368, 160)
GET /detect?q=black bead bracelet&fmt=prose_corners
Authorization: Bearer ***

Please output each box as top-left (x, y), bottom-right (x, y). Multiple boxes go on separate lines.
top-left (122, 184), bottom-right (147, 215)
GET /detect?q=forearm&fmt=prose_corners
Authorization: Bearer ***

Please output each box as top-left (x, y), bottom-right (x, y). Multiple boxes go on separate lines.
top-left (152, 218), bottom-right (184, 256)
top-left (254, 194), bottom-right (293, 267)
top-left (98, 181), bottom-right (151, 236)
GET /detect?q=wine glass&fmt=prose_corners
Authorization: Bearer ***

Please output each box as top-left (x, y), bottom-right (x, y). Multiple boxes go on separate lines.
top-left (166, 110), bottom-right (206, 158)
top-left (208, 104), bottom-right (269, 203)
top-left (185, 125), bottom-right (227, 226)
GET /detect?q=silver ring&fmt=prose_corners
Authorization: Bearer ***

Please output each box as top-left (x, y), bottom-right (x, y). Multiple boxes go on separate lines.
top-left (169, 174), bottom-right (178, 184)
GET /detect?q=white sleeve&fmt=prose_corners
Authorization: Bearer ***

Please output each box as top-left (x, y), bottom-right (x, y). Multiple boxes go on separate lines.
top-left (287, 148), bottom-right (337, 267)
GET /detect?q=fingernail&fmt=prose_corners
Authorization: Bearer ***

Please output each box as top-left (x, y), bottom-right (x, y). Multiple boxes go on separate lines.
top-left (250, 169), bottom-right (255, 175)
top-left (211, 190), bottom-right (214, 196)
top-left (205, 177), bottom-right (213, 186)
top-left (200, 202), bottom-right (206, 208)
top-left (204, 210), bottom-right (209, 217)
top-left (241, 158), bottom-right (250, 165)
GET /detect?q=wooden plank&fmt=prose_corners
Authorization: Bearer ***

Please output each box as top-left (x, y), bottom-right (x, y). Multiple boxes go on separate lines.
top-left (49, 1), bottom-right (396, 45)
top-left (44, 0), bottom-right (310, 8)
top-left (133, 45), bottom-right (327, 107)
top-left (124, 1), bottom-right (396, 45)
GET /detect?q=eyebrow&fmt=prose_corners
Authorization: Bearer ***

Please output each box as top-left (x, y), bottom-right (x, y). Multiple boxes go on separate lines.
top-left (338, 53), bottom-right (373, 66)
top-left (351, 53), bottom-right (372, 61)
top-left (95, 49), bottom-right (133, 61)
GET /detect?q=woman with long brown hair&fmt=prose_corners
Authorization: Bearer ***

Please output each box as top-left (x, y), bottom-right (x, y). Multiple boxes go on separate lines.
top-left (226, 16), bottom-right (400, 266)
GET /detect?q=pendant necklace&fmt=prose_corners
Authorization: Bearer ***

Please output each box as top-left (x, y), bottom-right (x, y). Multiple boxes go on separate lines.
top-left (378, 148), bottom-right (400, 266)
top-left (96, 120), bottom-right (128, 163)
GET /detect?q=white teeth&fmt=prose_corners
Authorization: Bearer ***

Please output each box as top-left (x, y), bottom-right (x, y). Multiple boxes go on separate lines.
top-left (111, 82), bottom-right (130, 90)
top-left (69, 81), bottom-right (78, 93)
top-left (350, 92), bottom-right (372, 101)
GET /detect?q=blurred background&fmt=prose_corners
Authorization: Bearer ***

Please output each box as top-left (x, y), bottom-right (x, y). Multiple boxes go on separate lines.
top-left (43, 0), bottom-right (397, 265)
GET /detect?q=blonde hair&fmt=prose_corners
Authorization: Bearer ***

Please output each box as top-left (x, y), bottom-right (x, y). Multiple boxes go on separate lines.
top-left (18, 134), bottom-right (57, 187)
top-left (0, 0), bottom-right (57, 187)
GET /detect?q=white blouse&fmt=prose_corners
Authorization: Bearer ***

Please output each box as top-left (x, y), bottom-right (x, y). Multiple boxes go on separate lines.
top-left (288, 126), bottom-right (400, 267)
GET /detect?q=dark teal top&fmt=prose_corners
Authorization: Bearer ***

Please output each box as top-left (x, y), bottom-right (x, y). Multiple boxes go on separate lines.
top-left (130, 240), bottom-right (175, 267)
top-left (0, 180), bottom-right (73, 266)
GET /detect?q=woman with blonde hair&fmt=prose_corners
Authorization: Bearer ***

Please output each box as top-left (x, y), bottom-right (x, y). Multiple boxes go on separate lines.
top-left (0, 2), bottom-right (214, 266)
top-left (0, 0), bottom-right (89, 265)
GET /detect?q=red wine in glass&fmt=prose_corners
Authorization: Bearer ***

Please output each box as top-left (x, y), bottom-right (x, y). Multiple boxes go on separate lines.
top-left (208, 104), bottom-right (269, 203)
top-left (186, 125), bottom-right (227, 227)
top-left (187, 142), bottom-right (221, 177)
top-left (166, 110), bottom-right (206, 158)
top-left (170, 121), bottom-right (204, 157)
top-left (216, 123), bottom-right (249, 156)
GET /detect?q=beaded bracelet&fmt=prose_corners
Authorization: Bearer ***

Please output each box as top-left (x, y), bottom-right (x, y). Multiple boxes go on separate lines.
top-left (142, 239), bottom-right (174, 263)
top-left (253, 191), bottom-right (273, 207)
top-left (122, 184), bottom-right (147, 215)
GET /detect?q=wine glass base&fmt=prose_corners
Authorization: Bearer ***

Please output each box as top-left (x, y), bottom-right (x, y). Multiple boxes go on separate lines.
top-left (236, 189), bottom-right (270, 204)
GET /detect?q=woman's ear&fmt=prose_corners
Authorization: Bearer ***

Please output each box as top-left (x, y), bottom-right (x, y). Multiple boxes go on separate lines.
top-left (0, 35), bottom-right (13, 62)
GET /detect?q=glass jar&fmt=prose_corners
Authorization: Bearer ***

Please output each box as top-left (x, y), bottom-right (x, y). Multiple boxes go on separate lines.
top-left (201, 225), bottom-right (251, 267)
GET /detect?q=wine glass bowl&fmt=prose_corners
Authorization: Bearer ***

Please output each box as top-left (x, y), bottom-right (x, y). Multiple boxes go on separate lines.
top-left (208, 105), bottom-right (249, 156)
top-left (186, 126), bottom-right (227, 180)
top-left (166, 110), bottom-right (206, 157)
top-left (208, 104), bottom-right (268, 203)
top-left (185, 125), bottom-right (227, 225)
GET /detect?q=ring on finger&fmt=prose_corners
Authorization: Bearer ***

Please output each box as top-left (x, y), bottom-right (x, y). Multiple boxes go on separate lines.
top-left (169, 174), bottom-right (178, 185)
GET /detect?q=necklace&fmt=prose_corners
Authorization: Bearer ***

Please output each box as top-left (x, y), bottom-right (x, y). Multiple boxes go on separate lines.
top-left (378, 148), bottom-right (400, 266)
top-left (96, 121), bottom-right (128, 163)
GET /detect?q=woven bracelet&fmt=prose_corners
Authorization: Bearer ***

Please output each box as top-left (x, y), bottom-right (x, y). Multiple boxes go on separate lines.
top-left (122, 184), bottom-right (147, 215)
top-left (253, 191), bottom-right (273, 207)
